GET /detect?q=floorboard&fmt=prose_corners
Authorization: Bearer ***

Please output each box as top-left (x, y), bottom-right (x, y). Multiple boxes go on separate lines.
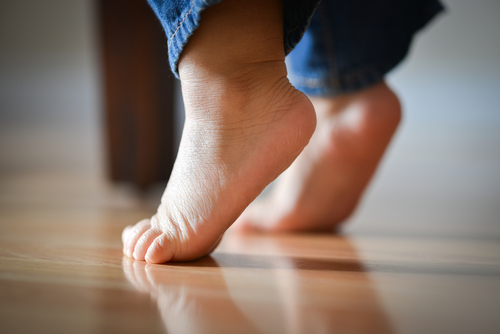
top-left (1, 174), bottom-right (499, 334)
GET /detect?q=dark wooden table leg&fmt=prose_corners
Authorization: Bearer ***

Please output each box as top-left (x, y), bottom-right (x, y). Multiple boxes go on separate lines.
top-left (98, 0), bottom-right (175, 188)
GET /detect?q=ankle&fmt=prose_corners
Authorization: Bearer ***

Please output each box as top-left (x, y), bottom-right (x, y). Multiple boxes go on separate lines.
top-left (180, 60), bottom-right (301, 124)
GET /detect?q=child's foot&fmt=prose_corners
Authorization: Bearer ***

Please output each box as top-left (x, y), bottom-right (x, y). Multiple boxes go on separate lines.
top-left (235, 82), bottom-right (401, 232)
top-left (121, 0), bottom-right (316, 262)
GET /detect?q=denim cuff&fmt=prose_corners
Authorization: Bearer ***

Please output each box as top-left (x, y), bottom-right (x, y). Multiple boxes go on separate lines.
top-left (147, 0), bottom-right (321, 78)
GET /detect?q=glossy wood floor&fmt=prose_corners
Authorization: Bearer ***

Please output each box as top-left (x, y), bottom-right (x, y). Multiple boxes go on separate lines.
top-left (1, 174), bottom-right (499, 334)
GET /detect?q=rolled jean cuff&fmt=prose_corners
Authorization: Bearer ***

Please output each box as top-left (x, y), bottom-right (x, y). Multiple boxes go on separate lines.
top-left (147, 0), bottom-right (221, 78)
top-left (286, 0), bottom-right (445, 96)
top-left (147, 0), bottom-right (322, 78)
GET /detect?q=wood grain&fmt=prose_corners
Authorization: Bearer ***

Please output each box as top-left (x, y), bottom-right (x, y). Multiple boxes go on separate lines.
top-left (0, 174), bottom-right (499, 334)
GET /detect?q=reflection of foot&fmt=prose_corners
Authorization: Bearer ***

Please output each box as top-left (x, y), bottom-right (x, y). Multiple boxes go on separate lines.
top-left (219, 233), bottom-right (395, 334)
top-left (235, 82), bottom-right (401, 232)
top-left (122, 257), bottom-right (260, 334)
top-left (121, 0), bottom-right (316, 262)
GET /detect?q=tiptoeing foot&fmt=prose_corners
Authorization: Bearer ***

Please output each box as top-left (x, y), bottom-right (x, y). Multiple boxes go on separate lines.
top-left (122, 0), bottom-right (316, 262)
top-left (235, 82), bottom-right (401, 232)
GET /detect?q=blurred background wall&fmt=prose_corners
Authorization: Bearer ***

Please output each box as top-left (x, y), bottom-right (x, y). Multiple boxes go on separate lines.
top-left (0, 0), bottom-right (499, 236)
top-left (358, 0), bottom-right (500, 238)
top-left (0, 0), bottom-right (101, 177)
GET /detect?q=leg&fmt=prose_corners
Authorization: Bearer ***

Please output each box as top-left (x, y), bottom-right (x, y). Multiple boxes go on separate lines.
top-left (122, 0), bottom-right (316, 262)
top-left (235, 82), bottom-right (401, 232)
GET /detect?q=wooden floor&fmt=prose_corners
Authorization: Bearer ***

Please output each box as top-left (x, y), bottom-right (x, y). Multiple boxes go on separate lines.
top-left (1, 173), bottom-right (499, 334)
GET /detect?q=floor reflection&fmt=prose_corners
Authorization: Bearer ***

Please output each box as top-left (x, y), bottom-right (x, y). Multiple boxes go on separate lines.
top-left (123, 256), bottom-right (260, 334)
top-left (123, 233), bottom-right (393, 334)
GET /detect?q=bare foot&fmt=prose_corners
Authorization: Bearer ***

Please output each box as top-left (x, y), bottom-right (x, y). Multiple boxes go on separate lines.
top-left (121, 0), bottom-right (316, 262)
top-left (235, 82), bottom-right (401, 232)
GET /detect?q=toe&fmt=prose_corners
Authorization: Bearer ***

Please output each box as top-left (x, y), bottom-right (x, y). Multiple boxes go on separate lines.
top-left (121, 225), bottom-right (134, 254)
top-left (123, 219), bottom-right (151, 258)
top-left (145, 234), bottom-right (175, 264)
top-left (133, 228), bottom-right (162, 261)
top-left (122, 225), bottom-right (133, 243)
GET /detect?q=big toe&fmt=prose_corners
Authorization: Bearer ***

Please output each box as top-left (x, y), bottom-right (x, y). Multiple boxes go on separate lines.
top-left (144, 234), bottom-right (175, 264)
top-left (133, 228), bottom-right (162, 261)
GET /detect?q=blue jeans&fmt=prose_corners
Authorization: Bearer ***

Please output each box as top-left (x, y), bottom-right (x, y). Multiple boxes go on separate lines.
top-left (148, 0), bottom-right (443, 96)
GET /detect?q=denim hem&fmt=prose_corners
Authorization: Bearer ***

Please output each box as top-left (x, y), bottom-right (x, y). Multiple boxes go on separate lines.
top-left (283, 0), bottom-right (323, 55)
top-left (148, 0), bottom-right (321, 79)
top-left (148, 0), bottom-right (444, 92)
top-left (287, 0), bottom-right (445, 97)
top-left (288, 42), bottom-right (410, 97)
top-left (149, 0), bottom-right (224, 79)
